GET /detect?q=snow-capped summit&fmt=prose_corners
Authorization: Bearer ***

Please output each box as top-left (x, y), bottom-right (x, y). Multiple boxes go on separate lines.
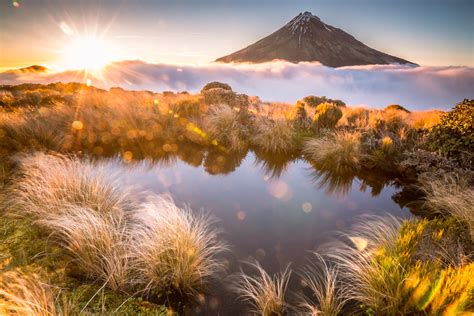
top-left (216, 12), bottom-right (416, 67)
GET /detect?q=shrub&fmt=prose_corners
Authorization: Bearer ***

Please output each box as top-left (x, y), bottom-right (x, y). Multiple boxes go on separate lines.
top-left (130, 196), bottom-right (226, 297)
top-left (200, 81), bottom-right (232, 94)
top-left (202, 88), bottom-right (237, 106)
top-left (311, 103), bottom-right (343, 131)
top-left (428, 99), bottom-right (474, 161)
top-left (385, 104), bottom-right (410, 113)
top-left (301, 95), bottom-right (346, 108)
top-left (233, 263), bottom-right (291, 316)
top-left (292, 101), bottom-right (310, 130)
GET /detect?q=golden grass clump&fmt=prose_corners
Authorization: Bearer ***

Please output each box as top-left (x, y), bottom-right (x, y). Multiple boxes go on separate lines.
top-left (251, 117), bottom-right (295, 154)
top-left (10, 153), bottom-right (133, 290)
top-left (0, 271), bottom-right (57, 316)
top-left (408, 110), bottom-right (443, 130)
top-left (326, 215), bottom-right (474, 315)
top-left (303, 131), bottom-right (363, 173)
top-left (299, 253), bottom-right (348, 316)
top-left (38, 205), bottom-right (129, 291)
top-left (12, 152), bottom-right (134, 219)
top-left (338, 107), bottom-right (370, 129)
top-left (204, 104), bottom-right (248, 152)
top-left (327, 215), bottom-right (407, 314)
top-left (233, 263), bottom-right (291, 316)
top-left (419, 172), bottom-right (474, 239)
top-left (130, 195), bottom-right (227, 297)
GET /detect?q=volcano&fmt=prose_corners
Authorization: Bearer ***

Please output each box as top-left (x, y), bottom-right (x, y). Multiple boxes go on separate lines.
top-left (216, 11), bottom-right (416, 67)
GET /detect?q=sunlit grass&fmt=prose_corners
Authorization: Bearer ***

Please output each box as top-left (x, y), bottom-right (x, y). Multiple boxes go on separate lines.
top-left (303, 131), bottom-right (363, 173)
top-left (251, 117), bottom-right (296, 154)
top-left (204, 104), bottom-right (248, 152)
top-left (419, 172), bottom-right (474, 239)
top-left (129, 195), bottom-right (227, 298)
top-left (233, 262), bottom-right (291, 316)
top-left (0, 271), bottom-right (58, 316)
top-left (11, 152), bottom-right (134, 219)
top-left (299, 253), bottom-right (348, 316)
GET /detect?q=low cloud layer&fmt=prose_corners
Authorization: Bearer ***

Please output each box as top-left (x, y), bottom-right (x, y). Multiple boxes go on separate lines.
top-left (2, 61), bottom-right (473, 110)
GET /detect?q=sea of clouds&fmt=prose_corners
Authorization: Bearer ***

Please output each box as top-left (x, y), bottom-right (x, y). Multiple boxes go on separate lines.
top-left (1, 60), bottom-right (473, 110)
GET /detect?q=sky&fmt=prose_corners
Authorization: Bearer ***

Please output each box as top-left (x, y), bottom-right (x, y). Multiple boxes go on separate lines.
top-left (1, 0), bottom-right (473, 68)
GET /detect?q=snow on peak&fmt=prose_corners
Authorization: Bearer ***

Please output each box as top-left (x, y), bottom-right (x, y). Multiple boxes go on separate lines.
top-left (286, 11), bottom-right (322, 35)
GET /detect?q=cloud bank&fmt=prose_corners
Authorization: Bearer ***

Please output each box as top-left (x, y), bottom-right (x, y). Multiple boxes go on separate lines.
top-left (1, 60), bottom-right (473, 110)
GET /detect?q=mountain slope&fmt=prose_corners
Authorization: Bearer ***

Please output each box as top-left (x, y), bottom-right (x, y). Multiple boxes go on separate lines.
top-left (216, 12), bottom-right (416, 67)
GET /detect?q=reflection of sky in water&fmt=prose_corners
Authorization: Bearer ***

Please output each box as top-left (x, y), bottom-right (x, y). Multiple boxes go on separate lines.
top-left (113, 152), bottom-right (409, 267)
top-left (107, 152), bottom-right (410, 314)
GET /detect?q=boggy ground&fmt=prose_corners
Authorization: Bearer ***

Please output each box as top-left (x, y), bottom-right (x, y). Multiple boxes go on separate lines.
top-left (0, 82), bottom-right (472, 315)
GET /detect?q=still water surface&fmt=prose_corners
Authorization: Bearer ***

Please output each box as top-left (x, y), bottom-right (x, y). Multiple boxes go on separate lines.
top-left (106, 150), bottom-right (411, 314)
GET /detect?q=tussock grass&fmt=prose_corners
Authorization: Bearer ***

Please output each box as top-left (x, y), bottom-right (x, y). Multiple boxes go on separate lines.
top-left (323, 215), bottom-right (474, 315)
top-left (327, 215), bottom-right (405, 314)
top-left (12, 152), bottom-right (134, 219)
top-left (303, 131), bottom-right (363, 173)
top-left (0, 271), bottom-right (58, 316)
top-left (251, 117), bottom-right (295, 154)
top-left (299, 253), bottom-right (348, 316)
top-left (409, 110), bottom-right (443, 130)
top-left (130, 195), bottom-right (227, 297)
top-left (233, 262), bottom-right (291, 316)
top-left (419, 172), bottom-right (474, 239)
top-left (204, 104), bottom-right (248, 152)
top-left (39, 205), bottom-right (129, 291)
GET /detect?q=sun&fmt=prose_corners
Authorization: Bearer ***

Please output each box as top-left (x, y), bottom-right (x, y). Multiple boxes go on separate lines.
top-left (62, 36), bottom-right (112, 71)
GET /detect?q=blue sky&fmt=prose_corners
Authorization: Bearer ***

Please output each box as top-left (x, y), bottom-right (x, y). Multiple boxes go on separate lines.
top-left (1, 0), bottom-right (473, 67)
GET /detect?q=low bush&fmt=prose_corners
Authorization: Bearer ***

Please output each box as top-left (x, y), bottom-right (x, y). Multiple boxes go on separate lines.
top-left (200, 81), bottom-right (232, 93)
top-left (311, 103), bottom-right (343, 131)
top-left (385, 104), bottom-right (410, 113)
top-left (301, 95), bottom-right (346, 108)
top-left (428, 99), bottom-right (474, 163)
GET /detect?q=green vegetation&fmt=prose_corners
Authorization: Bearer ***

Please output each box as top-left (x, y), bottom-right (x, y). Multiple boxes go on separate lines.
top-left (385, 104), bottom-right (410, 113)
top-left (311, 103), bottom-right (343, 132)
top-left (429, 99), bottom-right (473, 165)
top-left (1, 153), bottom-right (226, 314)
top-left (300, 95), bottom-right (346, 108)
top-left (0, 82), bottom-right (472, 314)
